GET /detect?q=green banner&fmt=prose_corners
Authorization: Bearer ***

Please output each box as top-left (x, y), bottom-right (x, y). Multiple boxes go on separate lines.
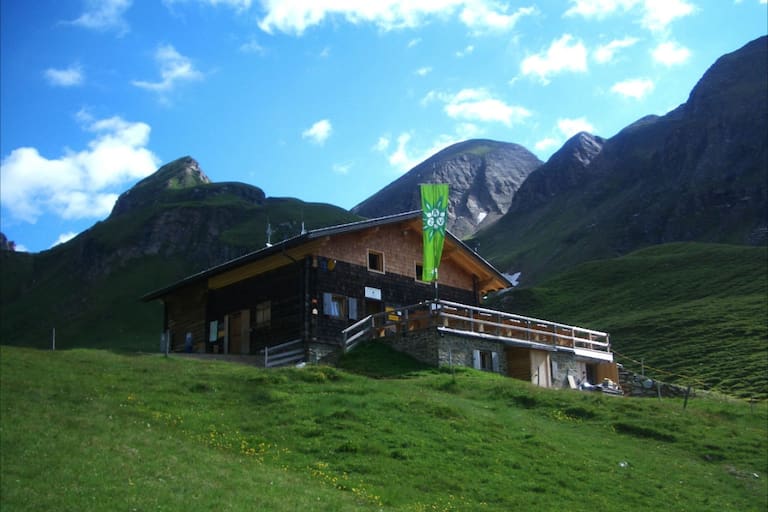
top-left (421, 183), bottom-right (449, 282)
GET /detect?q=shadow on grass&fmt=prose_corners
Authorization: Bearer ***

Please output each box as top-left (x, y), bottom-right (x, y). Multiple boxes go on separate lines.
top-left (337, 341), bottom-right (432, 378)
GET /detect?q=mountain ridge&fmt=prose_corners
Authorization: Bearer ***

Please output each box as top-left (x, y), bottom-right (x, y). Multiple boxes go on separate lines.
top-left (475, 35), bottom-right (767, 284)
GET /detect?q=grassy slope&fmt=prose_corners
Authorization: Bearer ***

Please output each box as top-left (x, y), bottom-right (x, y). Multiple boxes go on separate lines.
top-left (491, 243), bottom-right (768, 399)
top-left (1, 344), bottom-right (766, 511)
top-left (0, 197), bottom-right (359, 352)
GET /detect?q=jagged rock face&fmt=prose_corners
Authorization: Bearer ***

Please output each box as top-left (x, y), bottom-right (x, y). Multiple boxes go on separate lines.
top-left (352, 139), bottom-right (542, 238)
top-left (510, 132), bottom-right (605, 212)
top-left (111, 156), bottom-right (215, 217)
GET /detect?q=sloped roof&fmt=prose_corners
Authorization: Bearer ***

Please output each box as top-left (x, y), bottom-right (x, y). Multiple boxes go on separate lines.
top-left (142, 211), bottom-right (510, 301)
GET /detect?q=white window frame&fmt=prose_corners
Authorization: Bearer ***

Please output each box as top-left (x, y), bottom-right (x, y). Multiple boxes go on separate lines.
top-left (367, 249), bottom-right (385, 274)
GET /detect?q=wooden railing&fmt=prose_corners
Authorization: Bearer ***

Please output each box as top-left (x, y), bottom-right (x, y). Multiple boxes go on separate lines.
top-left (260, 338), bottom-right (305, 368)
top-left (341, 300), bottom-right (610, 356)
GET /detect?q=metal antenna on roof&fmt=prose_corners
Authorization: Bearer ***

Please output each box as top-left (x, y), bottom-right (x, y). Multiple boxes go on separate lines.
top-left (266, 218), bottom-right (273, 248)
top-left (300, 211), bottom-right (307, 235)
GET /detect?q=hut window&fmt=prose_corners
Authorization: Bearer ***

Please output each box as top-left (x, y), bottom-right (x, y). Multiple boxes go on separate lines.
top-left (368, 250), bottom-right (384, 273)
top-left (255, 301), bottom-right (271, 328)
top-left (472, 349), bottom-right (500, 372)
top-left (323, 293), bottom-right (358, 320)
top-left (415, 264), bottom-right (425, 282)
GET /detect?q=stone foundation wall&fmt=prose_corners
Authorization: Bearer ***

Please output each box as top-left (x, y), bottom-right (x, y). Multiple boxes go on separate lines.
top-left (550, 352), bottom-right (585, 389)
top-left (381, 329), bottom-right (507, 376)
top-left (308, 341), bottom-right (342, 365)
top-left (618, 367), bottom-right (695, 398)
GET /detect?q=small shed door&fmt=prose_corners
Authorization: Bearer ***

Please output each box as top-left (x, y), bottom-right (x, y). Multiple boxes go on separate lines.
top-left (530, 350), bottom-right (551, 388)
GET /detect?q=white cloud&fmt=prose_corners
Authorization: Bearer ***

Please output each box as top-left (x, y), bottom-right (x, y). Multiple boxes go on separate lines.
top-left (132, 45), bottom-right (203, 93)
top-left (332, 162), bottom-right (351, 175)
top-left (258, 1), bottom-right (535, 35)
top-left (0, 116), bottom-right (159, 224)
top-left (594, 37), bottom-right (639, 63)
top-left (652, 40), bottom-right (691, 66)
top-left (385, 125), bottom-right (488, 173)
top-left (535, 137), bottom-right (560, 151)
top-left (424, 88), bottom-right (531, 126)
top-left (521, 34), bottom-right (588, 84)
top-left (534, 117), bottom-right (595, 156)
top-left (388, 133), bottom-right (414, 170)
top-left (407, 38), bottom-right (422, 48)
top-left (44, 65), bottom-right (84, 87)
top-left (165, 0), bottom-right (253, 10)
top-left (240, 38), bottom-right (266, 54)
top-left (70, 0), bottom-right (132, 35)
top-left (564, 0), bottom-right (636, 18)
top-left (454, 122), bottom-right (482, 139)
top-left (51, 232), bottom-right (78, 248)
top-left (373, 136), bottom-right (390, 152)
top-left (611, 77), bottom-right (654, 99)
top-left (387, 132), bottom-right (457, 172)
top-left (640, 0), bottom-right (696, 31)
top-left (558, 117), bottom-right (595, 137)
top-left (459, 4), bottom-right (537, 33)
top-left (456, 44), bottom-right (475, 57)
top-left (415, 66), bottom-right (432, 76)
top-left (565, 0), bottom-right (695, 32)
top-left (302, 119), bottom-right (332, 145)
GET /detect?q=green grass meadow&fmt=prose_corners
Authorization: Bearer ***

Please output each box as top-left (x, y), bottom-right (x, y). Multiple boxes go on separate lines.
top-left (2, 343), bottom-right (766, 511)
top-left (492, 243), bottom-right (768, 399)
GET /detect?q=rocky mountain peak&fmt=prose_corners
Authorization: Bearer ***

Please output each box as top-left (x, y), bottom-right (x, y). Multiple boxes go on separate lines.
top-left (352, 139), bottom-right (542, 238)
top-left (110, 156), bottom-right (212, 217)
top-left (545, 132), bottom-right (604, 170)
top-left (508, 132), bottom-right (604, 213)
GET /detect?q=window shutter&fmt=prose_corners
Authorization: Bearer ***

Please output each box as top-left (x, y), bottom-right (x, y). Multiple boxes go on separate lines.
top-left (348, 298), bottom-right (358, 320)
top-left (323, 293), bottom-right (332, 315)
top-left (472, 349), bottom-right (481, 370)
top-left (491, 351), bottom-right (500, 372)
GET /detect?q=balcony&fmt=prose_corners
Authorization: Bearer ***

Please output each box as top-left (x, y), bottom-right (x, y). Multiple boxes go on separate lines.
top-left (342, 299), bottom-right (612, 363)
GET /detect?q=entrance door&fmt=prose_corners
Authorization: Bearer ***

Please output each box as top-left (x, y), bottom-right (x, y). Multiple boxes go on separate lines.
top-left (365, 299), bottom-right (383, 316)
top-left (227, 310), bottom-right (251, 355)
top-left (228, 312), bottom-right (242, 354)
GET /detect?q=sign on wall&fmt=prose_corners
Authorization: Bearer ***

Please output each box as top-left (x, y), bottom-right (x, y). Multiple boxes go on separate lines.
top-left (365, 286), bottom-right (382, 300)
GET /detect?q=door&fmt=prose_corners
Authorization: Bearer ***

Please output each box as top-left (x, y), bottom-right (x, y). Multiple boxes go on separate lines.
top-left (228, 312), bottom-right (242, 354)
top-left (365, 299), bottom-right (383, 316)
top-left (530, 350), bottom-right (551, 388)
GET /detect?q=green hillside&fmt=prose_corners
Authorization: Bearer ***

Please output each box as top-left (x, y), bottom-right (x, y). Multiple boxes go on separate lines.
top-left (490, 243), bottom-right (768, 399)
top-left (1, 345), bottom-right (765, 511)
top-left (0, 196), bottom-right (359, 352)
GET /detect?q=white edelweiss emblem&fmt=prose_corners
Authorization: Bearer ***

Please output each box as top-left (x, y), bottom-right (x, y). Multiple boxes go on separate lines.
top-left (423, 198), bottom-right (447, 241)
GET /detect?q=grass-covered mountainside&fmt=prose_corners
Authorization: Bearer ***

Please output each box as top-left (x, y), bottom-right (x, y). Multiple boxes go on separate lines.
top-left (0, 157), bottom-right (359, 351)
top-left (2, 345), bottom-right (765, 511)
top-left (490, 243), bottom-right (767, 399)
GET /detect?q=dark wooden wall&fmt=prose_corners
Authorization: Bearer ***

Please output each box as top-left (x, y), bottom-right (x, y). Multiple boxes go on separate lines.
top-left (207, 260), bottom-right (305, 351)
top-left (164, 281), bottom-right (208, 351)
top-left (310, 256), bottom-right (476, 342)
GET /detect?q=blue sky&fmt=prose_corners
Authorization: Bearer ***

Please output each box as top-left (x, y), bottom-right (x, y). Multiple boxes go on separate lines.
top-left (1, 0), bottom-right (766, 253)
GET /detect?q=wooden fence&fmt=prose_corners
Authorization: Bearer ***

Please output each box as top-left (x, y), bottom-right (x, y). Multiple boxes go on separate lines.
top-left (341, 300), bottom-right (611, 356)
